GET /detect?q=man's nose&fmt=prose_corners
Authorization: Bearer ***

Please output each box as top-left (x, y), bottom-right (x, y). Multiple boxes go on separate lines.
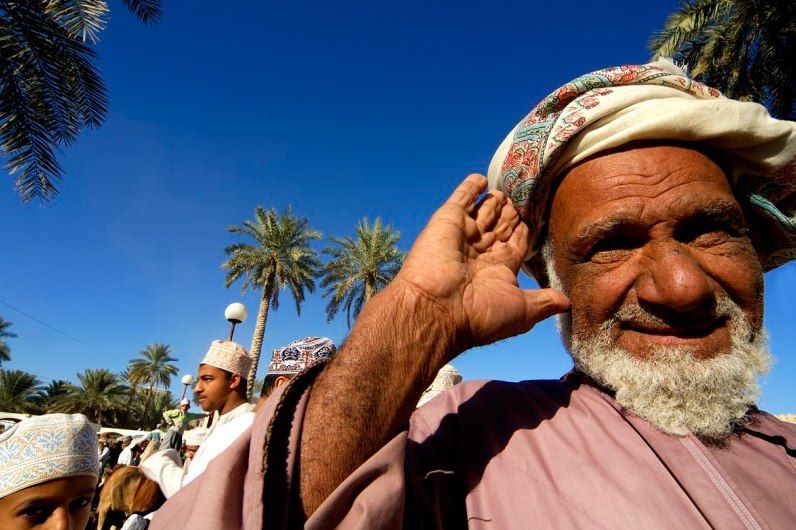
top-left (49, 507), bottom-right (70, 530)
top-left (634, 243), bottom-right (714, 313)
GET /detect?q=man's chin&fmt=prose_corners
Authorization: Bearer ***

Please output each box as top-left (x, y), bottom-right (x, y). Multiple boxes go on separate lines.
top-left (570, 330), bottom-right (771, 439)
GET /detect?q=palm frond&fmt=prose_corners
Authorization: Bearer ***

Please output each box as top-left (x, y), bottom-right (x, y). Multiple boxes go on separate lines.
top-left (121, 0), bottom-right (162, 24)
top-left (320, 217), bottom-right (403, 326)
top-left (45, 0), bottom-right (109, 42)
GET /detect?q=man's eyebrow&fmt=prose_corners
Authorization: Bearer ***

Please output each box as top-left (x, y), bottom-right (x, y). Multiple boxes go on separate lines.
top-left (572, 216), bottom-right (635, 246)
top-left (682, 199), bottom-right (745, 224)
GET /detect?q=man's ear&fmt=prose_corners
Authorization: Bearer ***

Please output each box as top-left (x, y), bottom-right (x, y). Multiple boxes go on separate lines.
top-left (274, 375), bottom-right (291, 389)
top-left (526, 254), bottom-right (550, 288)
top-left (229, 373), bottom-right (243, 390)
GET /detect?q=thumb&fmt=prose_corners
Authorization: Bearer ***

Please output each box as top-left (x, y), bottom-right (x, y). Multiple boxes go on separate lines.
top-left (523, 288), bottom-right (570, 325)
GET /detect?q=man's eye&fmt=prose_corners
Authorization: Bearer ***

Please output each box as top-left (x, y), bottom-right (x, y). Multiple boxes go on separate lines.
top-left (587, 238), bottom-right (639, 262)
top-left (71, 497), bottom-right (92, 510)
top-left (21, 505), bottom-right (52, 522)
top-left (678, 221), bottom-right (745, 244)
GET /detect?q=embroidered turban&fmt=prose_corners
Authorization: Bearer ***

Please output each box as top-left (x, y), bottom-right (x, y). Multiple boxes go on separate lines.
top-left (487, 58), bottom-right (796, 273)
top-left (268, 336), bottom-right (336, 375)
top-left (0, 414), bottom-right (99, 499)
top-left (200, 340), bottom-right (252, 378)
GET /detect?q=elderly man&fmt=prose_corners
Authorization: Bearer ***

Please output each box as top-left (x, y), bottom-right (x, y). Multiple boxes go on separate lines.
top-left (151, 60), bottom-right (796, 529)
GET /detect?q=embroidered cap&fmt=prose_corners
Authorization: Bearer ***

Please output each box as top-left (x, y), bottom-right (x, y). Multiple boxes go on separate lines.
top-left (200, 340), bottom-right (252, 378)
top-left (268, 337), bottom-right (336, 375)
top-left (0, 414), bottom-right (99, 499)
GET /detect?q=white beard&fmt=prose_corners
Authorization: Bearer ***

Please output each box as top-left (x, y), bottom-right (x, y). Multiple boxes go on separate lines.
top-left (543, 243), bottom-right (772, 439)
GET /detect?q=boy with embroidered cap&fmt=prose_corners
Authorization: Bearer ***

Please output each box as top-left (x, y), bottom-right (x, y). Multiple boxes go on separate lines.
top-left (140, 339), bottom-right (255, 498)
top-left (0, 414), bottom-right (99, 530)
top-left (259, 336), bottom-right (336, 401)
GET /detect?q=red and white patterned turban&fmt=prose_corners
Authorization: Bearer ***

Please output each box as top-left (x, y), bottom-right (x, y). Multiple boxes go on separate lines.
top-left (487, 59), bottom-right (796, 272)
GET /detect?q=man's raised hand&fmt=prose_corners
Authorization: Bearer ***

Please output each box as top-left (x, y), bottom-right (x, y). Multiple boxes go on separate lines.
top-left (393, 174), bottom-right (570, 351)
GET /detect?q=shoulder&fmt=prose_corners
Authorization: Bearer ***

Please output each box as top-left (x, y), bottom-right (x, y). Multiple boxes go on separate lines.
top-left (410, 378), bottom-right (576, 436)
top-left (748, 409), bottom-right (796, 446)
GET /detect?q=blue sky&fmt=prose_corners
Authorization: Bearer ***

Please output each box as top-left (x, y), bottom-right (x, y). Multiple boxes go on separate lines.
top-left (1, 0), bottom-right (794, 414)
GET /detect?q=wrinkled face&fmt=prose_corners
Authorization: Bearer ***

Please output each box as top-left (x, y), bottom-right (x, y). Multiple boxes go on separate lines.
top-left (548, 144), bottom-right (764, 360)
top-left (0, 475), bottom-right (96, 530)
top-left (194, 365), bottom-right (234, 413)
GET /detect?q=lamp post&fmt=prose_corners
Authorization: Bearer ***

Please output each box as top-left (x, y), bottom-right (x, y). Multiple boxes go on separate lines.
top-left (224, 302), bottom-right (248, 341)
top-left (180, 374), bottom-right (195, 401)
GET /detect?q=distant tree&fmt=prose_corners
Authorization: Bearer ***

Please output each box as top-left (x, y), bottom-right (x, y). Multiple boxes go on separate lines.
top-left (0, 369), bottom-right (44, 413)
top-left (41, 379), bottom-right (70, 409)
top-left (0, 317), bottom-right (16, 365)
top-left (50, 369), bottom-right (128, 425)
top-left (223, 207), bottom-right (322, 398)
top-left (127, 344), bottom-right (178, 428)
top-left (321, 218), bottom-right (404, 327)
top-left (649, 0), bottom-right (796, 119)
top-left (128, 387), bottom-right (178, 430)
top-left (0, 0), bottom-right (162, 202)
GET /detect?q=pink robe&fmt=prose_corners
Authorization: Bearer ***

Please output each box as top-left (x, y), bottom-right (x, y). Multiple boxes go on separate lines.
top-left (151, 366), bottom-right (796, 529)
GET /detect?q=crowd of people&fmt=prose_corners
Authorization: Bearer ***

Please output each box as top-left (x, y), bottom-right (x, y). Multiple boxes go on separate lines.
top-left (1, 58), bottom-right (795, 529)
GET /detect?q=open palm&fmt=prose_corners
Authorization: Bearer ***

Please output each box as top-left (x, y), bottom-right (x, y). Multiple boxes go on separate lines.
top-left (395, 174), bottom-right (570, 348)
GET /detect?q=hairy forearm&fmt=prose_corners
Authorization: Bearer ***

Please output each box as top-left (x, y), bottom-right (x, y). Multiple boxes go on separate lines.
top-left (298, 281), bottom-right (463, 516)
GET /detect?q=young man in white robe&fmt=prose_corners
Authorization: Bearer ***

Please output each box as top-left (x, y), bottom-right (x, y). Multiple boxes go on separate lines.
top-left (140, 339), bottom-right (255, 497)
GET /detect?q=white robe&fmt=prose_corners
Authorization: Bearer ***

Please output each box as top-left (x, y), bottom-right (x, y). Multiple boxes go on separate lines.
top-left (140, 402), bottom-right (254, 498)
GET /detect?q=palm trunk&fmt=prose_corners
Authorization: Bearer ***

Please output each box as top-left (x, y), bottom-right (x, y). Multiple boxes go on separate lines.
top-left (140, 383), bottom-right (155, 429)
top-left (247, 282), bottom-right (272, 399)
top-left (364, 277), bottom-right (376, 301)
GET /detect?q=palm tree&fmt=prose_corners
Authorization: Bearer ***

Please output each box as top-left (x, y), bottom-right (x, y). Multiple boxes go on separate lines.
top-left (127, 344), bottom-right (178, 428)
top-left (649, 0), bottom-right (796, 119)
top-left (0, 0), bottom-right (161, 202)
top-left (222, 206), bottom-right (322, 398)
top-left (50, 369), bottom-right (128, 425)
top-left (41, 379), bottom-right (70, 409)
top-left (128, 387), bottom-right (177, 429)
top-left (0, 317), bottom-right (16, 365)
top-left (0, 369), bottom-right (44, 413)
top-left (321, 218), bottom-right (405, 327)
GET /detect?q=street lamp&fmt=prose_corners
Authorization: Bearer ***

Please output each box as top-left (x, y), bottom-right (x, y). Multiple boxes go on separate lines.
top-left (180, 374), bottom-right (195, 401)
top-left (224, 302), bottom-right (248, 340)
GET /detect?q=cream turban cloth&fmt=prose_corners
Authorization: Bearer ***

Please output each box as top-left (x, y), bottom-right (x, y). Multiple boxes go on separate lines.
top-left (200, 340), bottom-right (252, 377)
top-left (488, 59), bottom-right (796, 273)
top-left (268, 336), bottom-right (336, 375)
top-left (0, 414), bottom-right (98, 498)
top-left (417, 364), bottom-right (463, 407)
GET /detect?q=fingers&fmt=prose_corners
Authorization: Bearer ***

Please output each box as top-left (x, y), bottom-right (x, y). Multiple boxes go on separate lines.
top-left (472, 190), bottom-right (506, 232)
top-left (524, 288), bottom-right (571, 323)
top-left (446, 174), bottom-right (488, 212)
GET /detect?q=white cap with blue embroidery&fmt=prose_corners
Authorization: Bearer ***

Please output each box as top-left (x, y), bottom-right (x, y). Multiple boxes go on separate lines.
top-left (0, 414), bottom-right (99, 498)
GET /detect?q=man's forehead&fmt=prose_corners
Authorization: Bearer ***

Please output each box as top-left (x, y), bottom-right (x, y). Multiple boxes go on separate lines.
top-left (550, 145), bottom-right (736, 232)
top-left (198, 364), bottom-right (226, 377)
